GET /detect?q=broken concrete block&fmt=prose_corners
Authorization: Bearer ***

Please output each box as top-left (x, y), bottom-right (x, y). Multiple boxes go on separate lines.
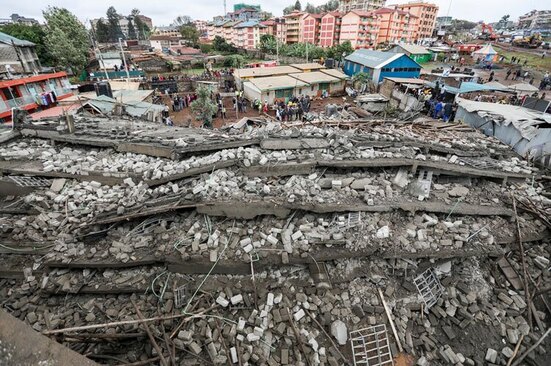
top-left (293, 309), bottom-right (305, 321)
top-left (216, 296), bottom-right (229, 307)
top-left (376, 226), bottom-right (390, 239)
top-left (393, 168), bottom-right (409, 188)
top-left (123, 178), bottom-right (135, 187)
top-left (449, 186), bottom-right (469, 197)
top-left (485, 348), bottom-right (497, 363)
top-left (231, 294), bottom-right (243, 305)
top-left (50, 178), bottom-right (66, 193)
top-left (330, 320), bottom-right (347, 345)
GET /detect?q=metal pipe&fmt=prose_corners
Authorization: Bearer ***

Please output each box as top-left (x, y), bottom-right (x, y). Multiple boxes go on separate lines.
top-left (119, 38), bottom-right (130, 80)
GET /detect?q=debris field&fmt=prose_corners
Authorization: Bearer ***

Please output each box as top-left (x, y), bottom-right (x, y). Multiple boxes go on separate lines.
top-left (0, 116), bottom-right (550, 366)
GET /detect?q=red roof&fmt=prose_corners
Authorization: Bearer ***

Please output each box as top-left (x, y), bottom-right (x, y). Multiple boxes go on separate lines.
top-left (0, 72), bottom-right (68, 88)
top-left (170, 46), bottom-right (201, 55)
top-left (305, 13), bottom-right (324, 19)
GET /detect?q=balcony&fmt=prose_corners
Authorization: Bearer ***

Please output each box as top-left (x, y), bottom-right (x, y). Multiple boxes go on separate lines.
top-left (1, 88), bottom-right (72, 115)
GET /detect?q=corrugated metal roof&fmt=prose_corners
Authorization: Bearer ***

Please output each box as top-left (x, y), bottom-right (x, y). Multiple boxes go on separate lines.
top-left (248, 75), bottom-right (309, 91)
top-left (383, 77), bottom-right (425, 84)
top-left (456, 96), bottom-right (551, 140)
top-left (0, 31), bottom-right (35, 47)
top-left (321, 69), bottom-right (349, 80)
top-left (345, 49), bottom-right (405, 69)
top-left (290, 63), bottom-right (326, 71)
top-left (290, 71), bottom-right (339, 84)
top-left (391, 43), bottom-right (430, 55)
top-left (235, 65), bottom-right (301, 79)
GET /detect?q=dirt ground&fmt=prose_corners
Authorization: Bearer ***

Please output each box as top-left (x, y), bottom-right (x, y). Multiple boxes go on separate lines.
top-left (160, 95), bottom-right (353, 129)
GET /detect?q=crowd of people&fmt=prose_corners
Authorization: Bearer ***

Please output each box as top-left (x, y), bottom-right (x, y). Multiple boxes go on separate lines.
top-left (273, 96), bottom-right (312, 122)
top-left (417, 85), bottom-right (457, 122)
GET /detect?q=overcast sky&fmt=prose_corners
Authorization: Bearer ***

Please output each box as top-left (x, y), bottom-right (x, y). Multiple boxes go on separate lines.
top-left (4, 0), bottom-right (549, 26)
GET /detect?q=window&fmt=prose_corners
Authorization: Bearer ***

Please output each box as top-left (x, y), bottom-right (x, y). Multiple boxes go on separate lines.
top-left (319, 82), bottom-right (330, 91)
top-left (275, 88), bottom-right (294, 99)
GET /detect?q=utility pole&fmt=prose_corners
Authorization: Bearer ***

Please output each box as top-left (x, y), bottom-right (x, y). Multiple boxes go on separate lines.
top-left (119, 38), bottom-right (130, 80)
top-left (224, 0), bottom-right (227, 15)
top-left (90, 20), bottom-right (110, 80)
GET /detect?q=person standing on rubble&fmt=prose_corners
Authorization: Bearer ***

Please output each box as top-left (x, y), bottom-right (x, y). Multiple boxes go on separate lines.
top-left (506, 69), bottom-right (512, 80)
top-left (442, 102), bottom-right (453, 122)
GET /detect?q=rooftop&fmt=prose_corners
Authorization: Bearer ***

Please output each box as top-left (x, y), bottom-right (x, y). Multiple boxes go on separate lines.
top-left (345, 49), bottom-right (411, 69)
top-left (392, 43), bottom-right (431, 55)
top-left (235, 65), bottom-right (301, 79)
top-left (289, 63), bottom-right (326, 71)
top-left (0, 31), bottom-right (35, 47)
top-left (289, 71), bottom-right (340, 84)
top-left (248, 75), bottom-right (309, 91)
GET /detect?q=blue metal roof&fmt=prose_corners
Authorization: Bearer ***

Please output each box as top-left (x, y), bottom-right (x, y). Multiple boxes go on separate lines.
top-left (234, 20), bottom-right (265, 28)
top-left (345, 49), bottom-right (416, 69)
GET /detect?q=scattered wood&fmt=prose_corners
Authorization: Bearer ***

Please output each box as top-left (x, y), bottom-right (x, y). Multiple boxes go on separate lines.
top-left (510, 329), bottom-right (550, 366)
top-left (131, 299), bottom-right (168, 366)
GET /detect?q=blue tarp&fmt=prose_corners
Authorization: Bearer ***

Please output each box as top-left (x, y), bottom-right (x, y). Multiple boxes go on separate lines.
top-left (457, 81), bottom-right (509, 94)
top-left (424, 81), bottom-right (510, 95)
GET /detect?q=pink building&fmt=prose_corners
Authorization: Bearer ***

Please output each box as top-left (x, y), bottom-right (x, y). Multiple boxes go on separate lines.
top-left (374, 8), bottom-right (417, 45)
top-left (339, 10), bottom-right (380, 49)
top-left (319, 12), bottom-right (343, 48)
top-left (233, 21), bottom-right (267, 50)
top-left (302, 13), bottom-right (323, 45)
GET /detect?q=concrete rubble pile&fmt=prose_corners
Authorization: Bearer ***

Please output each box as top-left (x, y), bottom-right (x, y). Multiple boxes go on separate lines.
top-left (0, 116), bottom-right (549, 366)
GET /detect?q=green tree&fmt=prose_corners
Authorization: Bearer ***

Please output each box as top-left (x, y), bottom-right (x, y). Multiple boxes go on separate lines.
top-left (0, 23), bottom-right (53, 66)
top-left (180, 24), bottom-right (199, 46)
top-left (305, 3), bottom-right (316, 13)
top-left (259, 34), bottom-right (277, 53)
top-left (190, 86), bottom-right (217, 127)
top-left (294, 1), bottom-right (302, 11)
top-left (283, 5), bottom-right (295, 15)
top-left (106, 6), bottom-right (124, 41)
top-left (224, 54), bottom-right (245, 68)
top-left (43, 7), bottom-right (89, 75)
top-left (127, 18), bottom-right (137, 40)
top-left (130, 8), bottom-right (150, 40)
top-left (322, 0), bottom-right (339, 12)
top-left (94, 19), bottom-right (110, 43)
top-left (213, 36), bottom-right (236, 53)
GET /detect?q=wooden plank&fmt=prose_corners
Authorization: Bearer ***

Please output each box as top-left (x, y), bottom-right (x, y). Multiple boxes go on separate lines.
top-left (497, 256), bottom-right (523, 291)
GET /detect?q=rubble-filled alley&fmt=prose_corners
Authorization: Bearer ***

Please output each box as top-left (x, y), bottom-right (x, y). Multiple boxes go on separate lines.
top-left (0, 115), bottom-right (549, 366)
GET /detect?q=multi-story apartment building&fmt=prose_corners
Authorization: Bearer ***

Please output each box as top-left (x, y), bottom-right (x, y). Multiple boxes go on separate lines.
top-left (518, 10), bottom-right (551, 31)
top-left (283, 11), bottom-right (307, 44)
top-left (0, 13), bottom-right (39, 26)
top-left (302, 14), bottom-right (323, 45)
top-left (207, 20), bottom-right (266, 50)
top-left (395, 2), bottom-right (438, 40)
top-left (319, 12), bottom-right (343, 48)
top-left (339, 10), bottom-right (380, 49)
top-left (223, 21), bottom-right (242, 45)
top-left (233, 21), bottom-right (266, 49)
top-left (151, 26), bottom-right (181, 38)
top-left (374, 8), bottom-right (417, 44)
top-left (193, 20), bottom-right (209, 37)
top-left (260, 18), bottom-right (286, 44)
top-left (338, 0), bottom-right (386, 13)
